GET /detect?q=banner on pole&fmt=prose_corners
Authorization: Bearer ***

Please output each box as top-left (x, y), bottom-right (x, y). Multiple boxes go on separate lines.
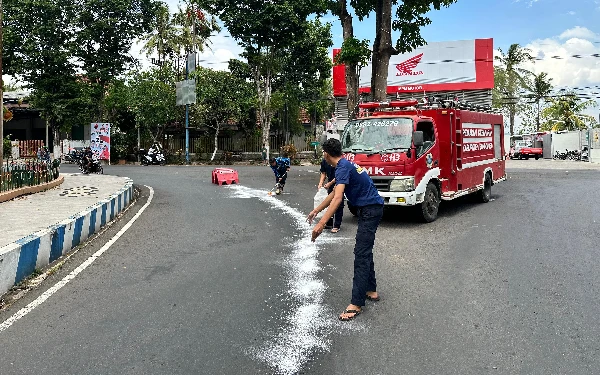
top-left (91, 123), bottom-right (111, 161)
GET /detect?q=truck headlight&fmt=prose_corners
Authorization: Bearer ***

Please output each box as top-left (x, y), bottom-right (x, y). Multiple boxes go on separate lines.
top-left (389, 177), bottom-right (415, 192)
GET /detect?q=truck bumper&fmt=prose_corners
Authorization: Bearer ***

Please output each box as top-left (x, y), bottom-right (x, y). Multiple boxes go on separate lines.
top-left (378, 191), bottom-right (421, 206)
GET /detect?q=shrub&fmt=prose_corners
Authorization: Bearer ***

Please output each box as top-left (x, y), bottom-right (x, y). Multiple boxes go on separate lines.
top-left (3, 135), bottom-right (11, 158)
top-left (280, 144), bottom-right (297, 159)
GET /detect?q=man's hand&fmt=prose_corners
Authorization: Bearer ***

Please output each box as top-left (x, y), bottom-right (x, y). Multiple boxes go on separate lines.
top-left (311, 222), bottom-right (324, 242)
top-left (306, 210), bottom-right (318, 225)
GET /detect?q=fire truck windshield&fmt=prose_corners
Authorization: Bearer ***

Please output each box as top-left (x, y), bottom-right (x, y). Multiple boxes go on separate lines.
top-left (342, 117), bottom-right (414, 153)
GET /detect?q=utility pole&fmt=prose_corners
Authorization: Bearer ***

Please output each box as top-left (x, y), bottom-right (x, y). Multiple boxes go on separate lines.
top-left (0, 0), bottom-right (4, 166)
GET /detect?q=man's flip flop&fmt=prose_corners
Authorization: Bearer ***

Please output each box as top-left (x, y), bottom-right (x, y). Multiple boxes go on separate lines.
top-left (366, 294), bottom-right (380, 302)
top-left (339, 309), bottom-right (361, 321)
top-left (331, 228), bottom-right (340, 233)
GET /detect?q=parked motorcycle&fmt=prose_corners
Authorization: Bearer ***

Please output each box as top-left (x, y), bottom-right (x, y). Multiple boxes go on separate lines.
top-left (140, 143), bottom-right (166, 166)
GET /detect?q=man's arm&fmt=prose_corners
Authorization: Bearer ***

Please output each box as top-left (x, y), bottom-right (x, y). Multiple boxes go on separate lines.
top-left (317, 172), bottom-right (327, 189)
top-left (309, 184), bottom-right (345, 242)
top-left (324, 178), bottom-right (336, 190)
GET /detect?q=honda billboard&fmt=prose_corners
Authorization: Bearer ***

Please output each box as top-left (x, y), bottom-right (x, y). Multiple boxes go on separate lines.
top-left (333, 38), bottom-right (494, 96)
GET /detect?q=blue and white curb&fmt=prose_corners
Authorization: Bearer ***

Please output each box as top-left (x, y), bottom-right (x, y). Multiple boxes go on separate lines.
top-left (0, 179), bottom-right (134, 296)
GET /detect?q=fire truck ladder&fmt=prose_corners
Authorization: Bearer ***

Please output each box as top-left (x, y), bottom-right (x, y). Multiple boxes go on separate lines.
top-left (455, 118), bottom-right (462, 171)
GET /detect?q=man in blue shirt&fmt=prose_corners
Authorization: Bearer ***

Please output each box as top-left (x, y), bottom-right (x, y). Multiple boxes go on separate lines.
top-left (307, 138), bottom-right (384, 321)
top-left (269, 156), bottom-right (290, 195)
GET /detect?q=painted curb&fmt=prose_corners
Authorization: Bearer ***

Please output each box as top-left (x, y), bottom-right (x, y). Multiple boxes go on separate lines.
top-left (0, 179), bottom-right (134, 296)
top-left (0, 175), bottom-right (65, 203)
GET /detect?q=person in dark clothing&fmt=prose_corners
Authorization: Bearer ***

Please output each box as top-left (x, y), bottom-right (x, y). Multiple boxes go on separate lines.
top-left (307, 138), bottom-right (384, 321)
top-left (317, 158), bottom-right (344, 233)
top-left (269, 156), bottom-right (290, 194)
top-left (82, 147), bottom-right (94, 173)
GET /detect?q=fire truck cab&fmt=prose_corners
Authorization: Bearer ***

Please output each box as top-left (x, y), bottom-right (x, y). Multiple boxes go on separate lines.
top-left (341, 99), bottom-right (506, 222)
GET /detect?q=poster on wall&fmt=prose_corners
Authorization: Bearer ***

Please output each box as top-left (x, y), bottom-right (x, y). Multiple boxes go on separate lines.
top-left (90, 123), bottom-right (111, 161)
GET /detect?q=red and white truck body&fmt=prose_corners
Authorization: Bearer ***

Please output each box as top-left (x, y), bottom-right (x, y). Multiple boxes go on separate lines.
top-left (341, 100), bottom-right (506, 222)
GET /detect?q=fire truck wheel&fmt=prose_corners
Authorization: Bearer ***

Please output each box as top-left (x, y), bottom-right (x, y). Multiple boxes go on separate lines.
top-left (420, 182), bottom-right (440, 223)
top-left (479, 173), bottom-right (492, 203)
top-left (534, 155), bottom-right (540, 160)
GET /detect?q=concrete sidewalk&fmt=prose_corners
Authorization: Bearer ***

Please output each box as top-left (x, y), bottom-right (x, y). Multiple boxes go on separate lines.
top-left (0, 173), bottom-right (134, 296)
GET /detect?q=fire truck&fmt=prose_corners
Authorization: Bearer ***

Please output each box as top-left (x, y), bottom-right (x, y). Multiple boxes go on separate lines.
top-left (341, 98), bottom-right (506, 222)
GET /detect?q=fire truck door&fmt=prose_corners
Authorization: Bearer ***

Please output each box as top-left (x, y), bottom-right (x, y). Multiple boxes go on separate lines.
top-left (494, 124), bottom-right (502, 159)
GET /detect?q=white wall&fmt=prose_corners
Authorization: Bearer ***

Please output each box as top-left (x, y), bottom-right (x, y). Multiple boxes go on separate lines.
top-left (551, 131), bottom-right (582, 155)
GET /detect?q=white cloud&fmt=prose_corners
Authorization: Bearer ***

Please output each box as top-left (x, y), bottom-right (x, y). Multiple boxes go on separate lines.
top-left (567, 11), bottom-right (576, 16)
top-left (521, 27), bottom-right (600, 88)
top-left (559, 26), bottom-right (599, 40)
top-left (508, 27), bottom-right (600, 131)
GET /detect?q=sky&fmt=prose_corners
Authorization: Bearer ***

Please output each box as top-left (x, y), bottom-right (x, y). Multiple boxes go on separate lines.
top-left (8, 0), bottom-right (600, 125)
top-left (146, 0), bottom-right (600, 88)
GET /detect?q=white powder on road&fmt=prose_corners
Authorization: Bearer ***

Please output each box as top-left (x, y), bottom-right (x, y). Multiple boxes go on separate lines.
top-left (228, 185), bottom-right (358, 374)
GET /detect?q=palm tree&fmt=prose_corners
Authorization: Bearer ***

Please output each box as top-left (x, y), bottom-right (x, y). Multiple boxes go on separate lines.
top-left (542, 94), bottom-right (597, 131)
top-left (493, 44), bottom-right (535, 136)
top-left (523, 71), bottom-right (553, 132)
top-left (141, 4), bottom-right (178, 63)
top-left (172, 3), bottom-right (220, 56)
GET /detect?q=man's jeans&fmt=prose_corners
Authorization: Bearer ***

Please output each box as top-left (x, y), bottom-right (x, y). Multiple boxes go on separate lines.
top-left (351, 204), bottom-right (384, 307)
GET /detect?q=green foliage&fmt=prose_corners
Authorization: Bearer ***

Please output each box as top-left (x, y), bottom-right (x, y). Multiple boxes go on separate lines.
top-left (541, 94), bottom-right (598, 131)
top-left (3, 136), bottom-right (11, 158)
top-left (492, 44), bottom-right (535, 135)
top-left (333, 37), bottom-right (371, 67)
top-left (194, 0), bottom-right (331, 156)
top-left (171, 2), bottom-right (221, 55)
top-left (190, 67), bottom-right (255, 131)
top-left (128, 64), bottom-right (179, 138)
top-left (393, 0), bottom-right (458, 53)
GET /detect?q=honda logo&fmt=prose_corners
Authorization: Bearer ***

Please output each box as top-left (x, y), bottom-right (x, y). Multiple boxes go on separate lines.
top-left (395, 53), bottom-right (424, 76)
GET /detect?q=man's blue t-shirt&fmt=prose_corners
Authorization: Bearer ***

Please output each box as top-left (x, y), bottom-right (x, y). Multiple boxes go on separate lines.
top-left (320, 159), bottom-right (335, 182)
top-left (334, 158), bottom-right (384, 207)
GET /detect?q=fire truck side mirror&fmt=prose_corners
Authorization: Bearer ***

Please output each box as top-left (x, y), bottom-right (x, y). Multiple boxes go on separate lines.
top-left (413, 131), bottom-right (424, 147)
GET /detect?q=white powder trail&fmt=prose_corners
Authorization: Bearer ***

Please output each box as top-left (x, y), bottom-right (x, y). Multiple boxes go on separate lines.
top-left (228, 185), bottom-right (349, 374)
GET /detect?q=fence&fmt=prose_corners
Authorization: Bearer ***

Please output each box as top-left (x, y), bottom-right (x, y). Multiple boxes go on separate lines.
top-left (144, 135), bottom-right (316, 155)
top-left (16, 140), bottom-right (46, 158)
top-left (0, 159), bottom-right (61, 193)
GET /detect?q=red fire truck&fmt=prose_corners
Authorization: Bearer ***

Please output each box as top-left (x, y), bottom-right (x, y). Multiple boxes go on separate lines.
top-left (341, 99), bottom-right (506, 222)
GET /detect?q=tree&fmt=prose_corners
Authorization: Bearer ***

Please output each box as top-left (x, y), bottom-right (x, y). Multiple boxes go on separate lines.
top-left (125, 64), bottom-right (180, 142)
top-left (194, 0), bottom-right (328, 160)
top-left (189, 67), bottom-right (255, 161)
top-left (3, 0), bottom-right (88, 153)
top-left (371, 0), bottom-right (457, 101)
top-left (333, 37), bottom-right (371, 120)
top-left (280, 19), bottom-right (333, 138)
top-left (518, 102), bottom-right (549, 135)
top-left (328, 0), bottom-right (371, 120)
top-left (522, 71), bottom-right (553, 132)
top-left (73, 0), bottom-right (161, 121)
top-left (171, 1), bottom-right (220, 57)
top-left (492, 44), bottom-right (534, 136)
top-left (141, 3), bottom-right (179, 63)
top-left (541, 94), bottom-right (598, 132)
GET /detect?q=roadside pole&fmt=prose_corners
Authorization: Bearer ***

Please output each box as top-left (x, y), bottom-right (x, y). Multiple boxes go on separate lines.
top-left (0, 0), bottom-right (4, 166)
top-left (185, 57), bottom-right (189, 164)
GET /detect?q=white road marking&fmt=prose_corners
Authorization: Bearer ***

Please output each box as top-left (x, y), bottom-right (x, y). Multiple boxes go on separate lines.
top-left (229, 185), bottom-right (358, 375)
top-left (0, 186), bottom-right (154, 333)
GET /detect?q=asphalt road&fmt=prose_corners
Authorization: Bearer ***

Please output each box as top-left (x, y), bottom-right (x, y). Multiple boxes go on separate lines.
top-left (1, 160), bottom-right (599, 375)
